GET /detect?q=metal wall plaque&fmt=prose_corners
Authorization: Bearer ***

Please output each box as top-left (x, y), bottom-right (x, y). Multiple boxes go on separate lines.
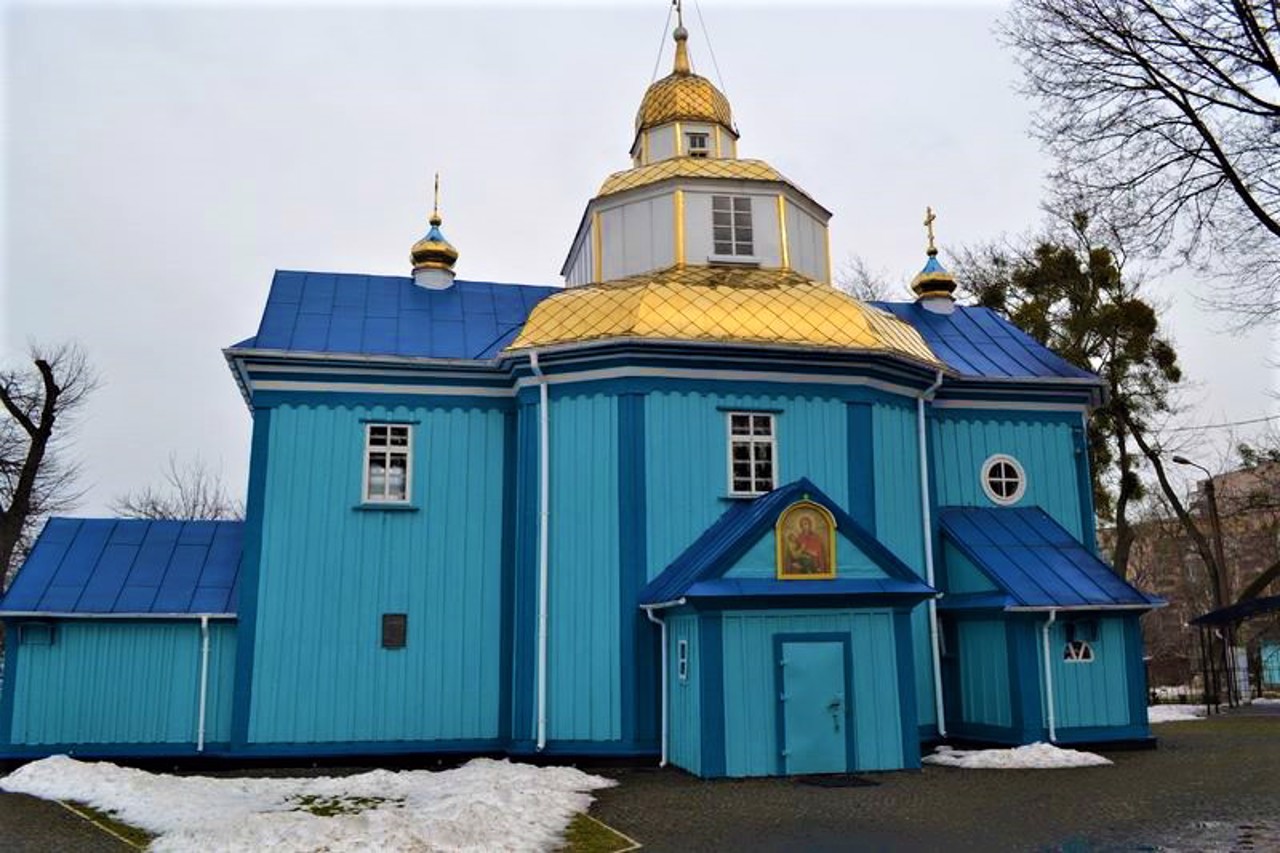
top-left (382, 613), bottom-right (407, 649)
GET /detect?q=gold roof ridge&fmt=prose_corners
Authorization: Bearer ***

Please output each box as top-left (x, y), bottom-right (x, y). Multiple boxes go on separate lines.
top-left (507, 265), bottom-right (940, 364)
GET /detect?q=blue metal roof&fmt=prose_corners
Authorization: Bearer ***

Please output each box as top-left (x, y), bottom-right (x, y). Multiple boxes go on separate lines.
top-left (874, 302), bottom-right (1100, 382)
top-left (938, 506), bottom-right (1160, 610)
top-left (237, 270), bottom-right (558, 360)
top-left (640, 478), bottom-right (934, 605)
top-left (0, 518), bottom-right (243, 616)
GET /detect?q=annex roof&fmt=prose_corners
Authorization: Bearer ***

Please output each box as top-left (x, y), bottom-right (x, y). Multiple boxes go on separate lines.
top-left (939, 506), bottom-right (1161, 611)
top-left (234, 271), bottom-right (558, 361)
top-left (0, 518), bottom-right (243, 617)
top-left (640, 478), bottom-right (935, 605)
top-left (874, 302), bottom-right (1100, 382)
top-left (1189, 594), bottom-right (1280, 627)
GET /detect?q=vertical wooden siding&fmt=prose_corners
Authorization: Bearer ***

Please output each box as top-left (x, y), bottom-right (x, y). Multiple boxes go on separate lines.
top-left (10, 621), bottom-right (235, 745)
top-left (251, 403), bottom-right (506, 744)
top-left (929, 411), bottom-right (1084, 539)
top-left (719, 610), bottom-right (904, 777)
top-left (645, 390), bottom-right (849, 577)
top-left (872, 402), bottom-right (935, 729)
top-left (667, 612), bottom-right (701, 775)
top-left (546, 393), bottom-right (621, 742)
top-left (955, 619), bottom-right (1012, 728)
top-left (1041, 618), bottom-right (1130, 728)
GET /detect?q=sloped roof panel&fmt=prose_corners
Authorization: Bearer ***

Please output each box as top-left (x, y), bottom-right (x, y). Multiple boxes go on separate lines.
top-left (0, 519), bottom-right (244, 616)
top-left (238, 270), bottom-right (558, 361)
top-left (939, 506), bottom-right (1160, 609)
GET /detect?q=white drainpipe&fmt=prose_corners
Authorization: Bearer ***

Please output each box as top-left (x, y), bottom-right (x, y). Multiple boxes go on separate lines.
top-left (917, 369), bottom-right (947, 737)
top-left (1042, 609), bottom-right (1058, 742)
top-left (197, 615), bottom-right (210, 753)
top-left (642, 605), bottom-right (669, 767)
top-left (530, 351), bottom-right (551, 752)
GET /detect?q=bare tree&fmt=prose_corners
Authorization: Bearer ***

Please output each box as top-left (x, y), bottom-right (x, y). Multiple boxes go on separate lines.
top-left (1003, 0), bottom-right (1280, 324)
top-left (0, 344), bottom-right (96, 588)
top-left (112, 455), bottom-right (244, 521)
top-left (834, 254), bottom-right (897, 302)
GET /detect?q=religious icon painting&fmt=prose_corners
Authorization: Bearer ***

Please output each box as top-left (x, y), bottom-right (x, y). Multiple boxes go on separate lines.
top-left (775, 500), bottom-right (837, 580)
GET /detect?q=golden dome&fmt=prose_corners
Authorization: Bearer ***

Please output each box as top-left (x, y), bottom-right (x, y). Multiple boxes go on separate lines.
top-left (635, 24), bottom-right (735, 137)
top-left (410, 175), bottom-right (459, 272)
top-left (507, 265), bottom-right (941, 365)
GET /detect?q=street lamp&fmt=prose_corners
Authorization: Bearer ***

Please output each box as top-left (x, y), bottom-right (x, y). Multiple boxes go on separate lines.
top-left (1173, 454), bottom-right (1235, 705)
top-left (1171, 455), bottom-right (1229, 605)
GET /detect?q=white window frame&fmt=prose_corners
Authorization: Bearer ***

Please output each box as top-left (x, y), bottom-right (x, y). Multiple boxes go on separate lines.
top-left (687, 132), bottom-right (710, 158)
top-left (712, 195), bottom-right (755, 258)
top-left (677, 639), bottom-right (689, 683)
top-left (981, 453), bottom-right (1026, 506)
top-left (726, 411), bottom-right (777, 497)
top-left (363, 423), bottom-right (413, 504)
top-left (1064, 640), bottom-right (1095, 663)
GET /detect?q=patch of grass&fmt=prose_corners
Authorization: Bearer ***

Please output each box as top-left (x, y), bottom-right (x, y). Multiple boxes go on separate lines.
top-left (62, 800), bottom-right (155, 850)
top-left (289, 794), bottom-right (403, 817)
top-left (561, 812), bottom-right (639, 853)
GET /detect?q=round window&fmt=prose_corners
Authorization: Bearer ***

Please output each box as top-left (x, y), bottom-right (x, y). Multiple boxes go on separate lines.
top-left (981, 454), bottom-right (1026, 505)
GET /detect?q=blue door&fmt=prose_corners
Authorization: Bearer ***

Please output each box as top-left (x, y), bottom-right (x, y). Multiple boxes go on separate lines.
top-left (779, 640), bottom-right (849, 774)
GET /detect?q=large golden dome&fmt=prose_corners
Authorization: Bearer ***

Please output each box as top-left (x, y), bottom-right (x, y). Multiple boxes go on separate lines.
top-left (635, 24), bottom-right (735, 137)
top-left (507, 266), bottom-right (940, 364)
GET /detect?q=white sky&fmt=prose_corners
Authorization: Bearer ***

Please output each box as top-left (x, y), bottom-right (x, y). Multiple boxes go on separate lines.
top-left (3, 1), bottom-right (1277, 514)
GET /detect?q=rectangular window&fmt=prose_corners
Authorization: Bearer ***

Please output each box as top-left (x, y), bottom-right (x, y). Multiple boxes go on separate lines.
top-left (727, 411), bottom-right (776, 496)
top-left (687, 132), bottom-right (709, 158)
top-left (712, 195), bottom-right (754, 257)
top-left (677, 639), bottom-right (689, 682)
top-left (382, 613), bottom-right (407, 649)
top-left (364, 424), bottom-right (411, 503)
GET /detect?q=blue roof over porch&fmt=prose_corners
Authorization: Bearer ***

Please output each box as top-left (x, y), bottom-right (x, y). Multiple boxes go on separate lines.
top-left (938, 506), bottom-right (1162, 611)
top-left (639, 478), bottom-right (936, 605)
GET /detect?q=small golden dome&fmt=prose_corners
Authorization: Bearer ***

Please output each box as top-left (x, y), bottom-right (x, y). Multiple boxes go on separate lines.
top-left (411, 175), bottom-right (459, 272)
top-left (910, 206), bottom-right (956, 300)
top-left (507, 265), bottom-right (940, 365)
top-left (635, 24), bottom-right (735, 137)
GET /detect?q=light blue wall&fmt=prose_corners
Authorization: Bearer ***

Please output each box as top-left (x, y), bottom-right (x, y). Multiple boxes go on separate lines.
top-left (718, 609), bottom-right (906, 777)
top-left (667, 611), bottom-right (701, 775)
top-left (724, 529), bottom-right (889, 580)
top-left (9, 621), bottom-right (235, 745)
top-left (645, 391), bottom-right (849, 578)
top-left (954, 619), bottom-right (1012, 729)
top-left (1039, 618), bottom-right (1131, 729)
top-left (251, 402), bottom-right (506, 744)
top-left (871, 402), bottom-right (935, 730)
top-left (545, 392), bottom-right (621, 742)
top-left (930, 410), bottom-right (1085, 540)
top-left (942, 543), bottom-right (997, 594)
top-left (1263, 641), bottom-right (1280, 687)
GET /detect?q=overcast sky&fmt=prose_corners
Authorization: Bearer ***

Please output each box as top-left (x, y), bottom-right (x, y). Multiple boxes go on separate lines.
top-left (3, 1), bottom-right (1277, 515)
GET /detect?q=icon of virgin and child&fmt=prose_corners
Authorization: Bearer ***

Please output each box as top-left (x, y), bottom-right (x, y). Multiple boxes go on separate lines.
top-left (778, 503), bottom-right (835, 577)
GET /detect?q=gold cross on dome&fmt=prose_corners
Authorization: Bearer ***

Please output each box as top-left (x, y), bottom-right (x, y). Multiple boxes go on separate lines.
top-left (674, 0), bottom-right (684, 29)
top-left (924, 206), bottom-right (937, 254)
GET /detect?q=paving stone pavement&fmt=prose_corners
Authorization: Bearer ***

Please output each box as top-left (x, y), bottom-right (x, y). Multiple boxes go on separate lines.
top-left (0, 704), bottom-right (1274, 851)
top-left (589, 705), bottom-right (1280, 852)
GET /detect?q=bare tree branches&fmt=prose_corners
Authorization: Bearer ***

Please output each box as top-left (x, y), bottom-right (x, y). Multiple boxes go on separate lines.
top-left (111, 455), bottom-right (244, 521)
top-left (1004, 0), bottom-right (1280, 324)
top-left (0, 344), bottom-right (97, 587)
top-left (834, 254), bottom-right (900, 302)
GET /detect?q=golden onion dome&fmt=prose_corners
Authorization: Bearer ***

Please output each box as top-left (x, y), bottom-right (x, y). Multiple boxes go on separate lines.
top-left (635, 24), bottom-right (735, 138)
top-left (410, 176), bottom-right (459, 273)
top-left (910, 207), bottom-right (957, 300)
top-left (507, 265), bottom-right (941, 365)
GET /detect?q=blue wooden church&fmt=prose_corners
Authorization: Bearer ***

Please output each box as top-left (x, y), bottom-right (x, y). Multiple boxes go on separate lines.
top-left (0, 16), bottom-right (1161, 777)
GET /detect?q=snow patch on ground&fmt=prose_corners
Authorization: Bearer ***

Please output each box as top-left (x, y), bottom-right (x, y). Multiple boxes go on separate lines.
top-left (922, 742), bottom-right (1111, 770)
top-left (0, 755), bottom-right (614, 852)
top-left (1253, 697), bottom-right (1280, 705)
top-left (1148, 704), bottom-right (1208, 723)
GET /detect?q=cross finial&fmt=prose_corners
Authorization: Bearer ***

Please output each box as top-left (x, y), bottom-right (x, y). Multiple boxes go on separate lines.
top-left (674, 0), bottom-right (684, 30)
top-left (924, 206), bottom-right (938, 256)
top-left (430, 172), bottom-right (442, 227)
